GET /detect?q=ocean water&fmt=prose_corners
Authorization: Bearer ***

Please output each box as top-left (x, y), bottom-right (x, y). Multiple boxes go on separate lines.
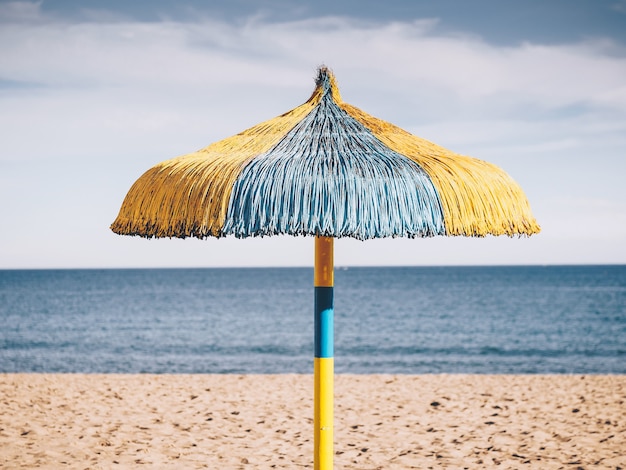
top-left (0, 266), bottom-right (624, 374)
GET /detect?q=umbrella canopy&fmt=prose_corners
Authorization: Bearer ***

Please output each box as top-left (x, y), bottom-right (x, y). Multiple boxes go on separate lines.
top-left (111, 66), bottom-right (539, 470)
top-left (111, 66), bottom-right (540, 240)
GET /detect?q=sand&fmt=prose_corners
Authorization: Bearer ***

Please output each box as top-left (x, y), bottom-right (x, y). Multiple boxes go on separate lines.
top-left (0, 374), bottom-right (624, 469)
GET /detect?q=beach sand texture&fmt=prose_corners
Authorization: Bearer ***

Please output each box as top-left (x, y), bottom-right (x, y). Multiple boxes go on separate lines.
top-left (1, 374), bottom-right (624, 469)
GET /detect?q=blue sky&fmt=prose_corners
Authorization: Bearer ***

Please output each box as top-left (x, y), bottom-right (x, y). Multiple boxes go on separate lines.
top-left (1, 0), bottom-right (625, 268)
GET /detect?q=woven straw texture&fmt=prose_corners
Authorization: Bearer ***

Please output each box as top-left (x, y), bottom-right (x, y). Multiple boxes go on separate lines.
top-left (111, 67), bottom-right (540, 239)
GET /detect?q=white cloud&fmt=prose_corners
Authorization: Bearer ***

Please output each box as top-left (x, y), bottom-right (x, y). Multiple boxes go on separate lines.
top-left (2, 7), bottom-right (625, 104)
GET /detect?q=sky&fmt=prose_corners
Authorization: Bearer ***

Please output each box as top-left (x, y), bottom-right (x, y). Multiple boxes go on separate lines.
top-left (1, 0), bottom-right (625, 268)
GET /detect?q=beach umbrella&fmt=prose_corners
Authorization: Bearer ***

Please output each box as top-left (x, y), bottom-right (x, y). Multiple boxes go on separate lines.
top-left (111, 66), bottom-right (540, 469)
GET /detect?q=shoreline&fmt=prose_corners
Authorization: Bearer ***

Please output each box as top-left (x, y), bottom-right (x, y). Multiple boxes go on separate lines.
top-left (1, 374), bottom-right (624, 469)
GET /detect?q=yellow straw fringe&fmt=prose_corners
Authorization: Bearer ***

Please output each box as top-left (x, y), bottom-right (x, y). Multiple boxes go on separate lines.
top-left (340, 102), bottom-right (541, 236)
top-left (111, 92), bottom-right (325, 238)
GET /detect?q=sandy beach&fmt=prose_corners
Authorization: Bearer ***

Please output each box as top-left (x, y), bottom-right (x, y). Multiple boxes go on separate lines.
top-left (1, 374), bottom-right (624, 469)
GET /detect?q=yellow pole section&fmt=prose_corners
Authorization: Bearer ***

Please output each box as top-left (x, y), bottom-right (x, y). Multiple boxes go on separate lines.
top-left (314, 236), bottom-right (334, 470)
top-left (314, 357), bottom-right (334, 469)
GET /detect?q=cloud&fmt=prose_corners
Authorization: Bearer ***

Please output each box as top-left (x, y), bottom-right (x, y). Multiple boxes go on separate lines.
top-left (0, 0), bottom-right (43, 23)
top-left (0, 1), bottom-right (625, 267)
top-left (2, 3), bottom-right (624, 164)
top-left (612, 0), bottom-right (626, 13)
top-left (2, 4), bottom-right (625, 103)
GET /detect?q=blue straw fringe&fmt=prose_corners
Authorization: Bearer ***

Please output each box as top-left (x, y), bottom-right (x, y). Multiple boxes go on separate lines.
top-left (223, 86), bottom-right (445, 239)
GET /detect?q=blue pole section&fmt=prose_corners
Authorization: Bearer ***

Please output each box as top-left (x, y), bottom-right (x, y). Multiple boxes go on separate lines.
top-left (315, 287), bottom-right (334, 358)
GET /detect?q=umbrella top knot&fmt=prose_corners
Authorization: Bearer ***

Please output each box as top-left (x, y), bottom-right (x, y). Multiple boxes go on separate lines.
top-left (311, 65), bottom-right (342, 103)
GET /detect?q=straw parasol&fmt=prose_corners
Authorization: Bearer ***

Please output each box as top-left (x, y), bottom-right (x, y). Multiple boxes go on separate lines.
top-left (111, 66), bottom-right (540, 469)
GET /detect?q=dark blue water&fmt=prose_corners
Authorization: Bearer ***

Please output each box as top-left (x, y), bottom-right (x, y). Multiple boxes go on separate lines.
top-left (1, 266), bottom-right (624, 374)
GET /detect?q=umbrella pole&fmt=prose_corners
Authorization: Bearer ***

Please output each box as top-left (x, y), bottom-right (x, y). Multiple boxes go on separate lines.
top-left (314, 236), bottom-right (334, 470)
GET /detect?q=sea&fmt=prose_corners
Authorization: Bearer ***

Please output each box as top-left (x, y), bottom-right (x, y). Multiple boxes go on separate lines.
top-left (1, 266), bottom-right (624, 374)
